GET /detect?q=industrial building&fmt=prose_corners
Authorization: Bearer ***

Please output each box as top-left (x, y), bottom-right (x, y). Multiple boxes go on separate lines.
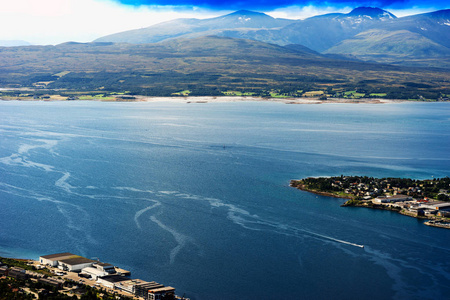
top-left (39, 253), bottom-right (76, 267)
top-left (135, 281), bottom-right (176, 300)
top-left (373, 195), bottom-right (412, 203)
top-left (93, 262), bottom-right (115, 274)
top-left (38, 252), bottom-right (177, 299)
top-left (39, 253), bottom-right (96, 272)
top-left (97, 274), bottom-right (131, 289)
top-left (80, 266), bottom-right (109, 280)
top-left (420, 202), bottom-right (450, 211)
top-left (59, 256), bottom-right (96, 272)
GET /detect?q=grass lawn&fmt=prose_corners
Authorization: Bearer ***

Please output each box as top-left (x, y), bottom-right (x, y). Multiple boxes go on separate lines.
top-left (344, 91), bottom-right (366, 98)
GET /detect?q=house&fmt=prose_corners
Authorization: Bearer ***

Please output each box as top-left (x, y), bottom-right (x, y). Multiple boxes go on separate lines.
top-left (0, 266), bottom-right (8, 276)
top-left (38, 277), bottom-right (63, 289)
top-left (8, 267), bottom-right (28, 280)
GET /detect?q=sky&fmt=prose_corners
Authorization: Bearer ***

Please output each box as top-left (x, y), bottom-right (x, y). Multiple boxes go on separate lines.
top-left (0, 0), bottom-right (447, 45)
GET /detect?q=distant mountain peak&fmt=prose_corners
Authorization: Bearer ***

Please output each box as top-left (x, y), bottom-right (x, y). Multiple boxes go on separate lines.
top-left (228, 10), bottom-right (267, 16)
top-left (223, 10), bottom-right (273, 21)
top-left (0, 40), bottom-right (31, 47)
top-left (348, 7), bottom-right (396, 19)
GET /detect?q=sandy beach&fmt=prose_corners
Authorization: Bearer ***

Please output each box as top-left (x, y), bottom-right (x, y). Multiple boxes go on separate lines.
top-left (133, 95), bottom-right (405, 104)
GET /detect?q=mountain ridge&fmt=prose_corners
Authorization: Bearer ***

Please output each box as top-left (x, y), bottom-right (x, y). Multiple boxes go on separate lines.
top-left (93, 7), bottom-right (450, 68)
top-left (95, 9), bottom-right (293, 44)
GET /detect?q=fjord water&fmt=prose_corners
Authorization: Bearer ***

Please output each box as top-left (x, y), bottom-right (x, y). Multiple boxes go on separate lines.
top-left (1, 101), bottom-right (449, 299)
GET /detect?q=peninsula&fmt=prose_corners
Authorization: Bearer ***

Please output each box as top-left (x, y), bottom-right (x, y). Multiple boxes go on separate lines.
top-left (290, 176), bottom-right (450, 229)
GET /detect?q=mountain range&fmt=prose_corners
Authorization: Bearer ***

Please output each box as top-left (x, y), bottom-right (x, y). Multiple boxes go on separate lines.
top-left (0, 40), bottom-right (31, 47)
top-left (95, 7), bottom-right (450, 68)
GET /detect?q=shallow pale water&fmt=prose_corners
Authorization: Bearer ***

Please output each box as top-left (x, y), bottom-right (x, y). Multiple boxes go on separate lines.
top-left (0, 101), bottom-right (449, 299)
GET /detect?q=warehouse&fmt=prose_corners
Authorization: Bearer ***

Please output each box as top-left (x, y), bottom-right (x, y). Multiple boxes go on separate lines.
top-left (373, 195), bottom-right (412, 203)
top-left (420, 202), bottom-right (450, 211)
top-left (39, 253), bottom-right (95, 272)
top-left (58, 256), bottom-right (95, 272)
top-left (39, 253), bottom-right (75, 267)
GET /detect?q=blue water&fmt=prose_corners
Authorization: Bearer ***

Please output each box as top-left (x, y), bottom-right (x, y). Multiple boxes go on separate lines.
top-left (0, 101), bottom-right (449, 299)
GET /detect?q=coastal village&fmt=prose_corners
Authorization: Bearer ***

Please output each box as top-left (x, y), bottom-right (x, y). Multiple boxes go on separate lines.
top-left (0, 253), bottom-right (187, 300)
top-left (290, 176), bottom-right (450, 228)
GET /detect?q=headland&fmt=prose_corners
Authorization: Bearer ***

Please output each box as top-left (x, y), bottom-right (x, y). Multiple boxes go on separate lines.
top-left (290, 176), bottom-right (450, 228)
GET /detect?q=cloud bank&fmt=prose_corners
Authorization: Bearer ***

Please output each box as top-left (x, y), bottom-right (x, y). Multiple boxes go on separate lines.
top-left (0, 0), bottom-right (215, 45)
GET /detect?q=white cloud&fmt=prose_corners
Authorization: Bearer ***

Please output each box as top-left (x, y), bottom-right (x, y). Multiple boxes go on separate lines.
top-left (266, 5), bottom-right (432, 20)
top-left (0, 0), bottom-right (219, 45)
top-left (389, 7), bottom-right (435, 18)
top-left (266, 5), bottom-right (352, 20)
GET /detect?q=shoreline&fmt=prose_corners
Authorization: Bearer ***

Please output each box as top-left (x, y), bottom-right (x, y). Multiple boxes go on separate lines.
top-left (291, 183), bottom-right (353, 199)
top-left (0, 95), bottom-right (411, 104)
top-left (135, 96), bottom-right (406, 104)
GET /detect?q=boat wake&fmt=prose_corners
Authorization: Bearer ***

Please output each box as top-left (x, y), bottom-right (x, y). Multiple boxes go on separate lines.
top-left (301, 229), bottom-right (364, 248)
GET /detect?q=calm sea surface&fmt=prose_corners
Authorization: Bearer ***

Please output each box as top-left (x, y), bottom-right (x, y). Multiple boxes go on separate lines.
top-left (0, 101), bottom-right (449, 299)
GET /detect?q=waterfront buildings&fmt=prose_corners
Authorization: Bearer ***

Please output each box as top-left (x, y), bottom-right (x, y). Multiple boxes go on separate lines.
top-left (38, 252), bottom-right (178, 299)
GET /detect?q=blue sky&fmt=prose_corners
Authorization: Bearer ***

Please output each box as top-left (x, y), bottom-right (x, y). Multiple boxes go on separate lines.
top-left (114, 0), bottom-right (449, 10)
top-left (0, 0), bottom-right (447, 45)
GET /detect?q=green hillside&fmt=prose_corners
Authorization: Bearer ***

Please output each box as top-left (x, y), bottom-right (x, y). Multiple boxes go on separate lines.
top-left (326, 29), bottom-right (449, 56)
top-left (0, 36), bottom-right (449, 99)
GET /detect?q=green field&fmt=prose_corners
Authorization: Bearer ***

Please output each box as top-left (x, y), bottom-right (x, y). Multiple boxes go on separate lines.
top-left (344, 91), bottom-right (366, 98)
top-left (172, 90), bottom-right (191, 96)
top-left (369, 93), bottom-right (387, 97)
